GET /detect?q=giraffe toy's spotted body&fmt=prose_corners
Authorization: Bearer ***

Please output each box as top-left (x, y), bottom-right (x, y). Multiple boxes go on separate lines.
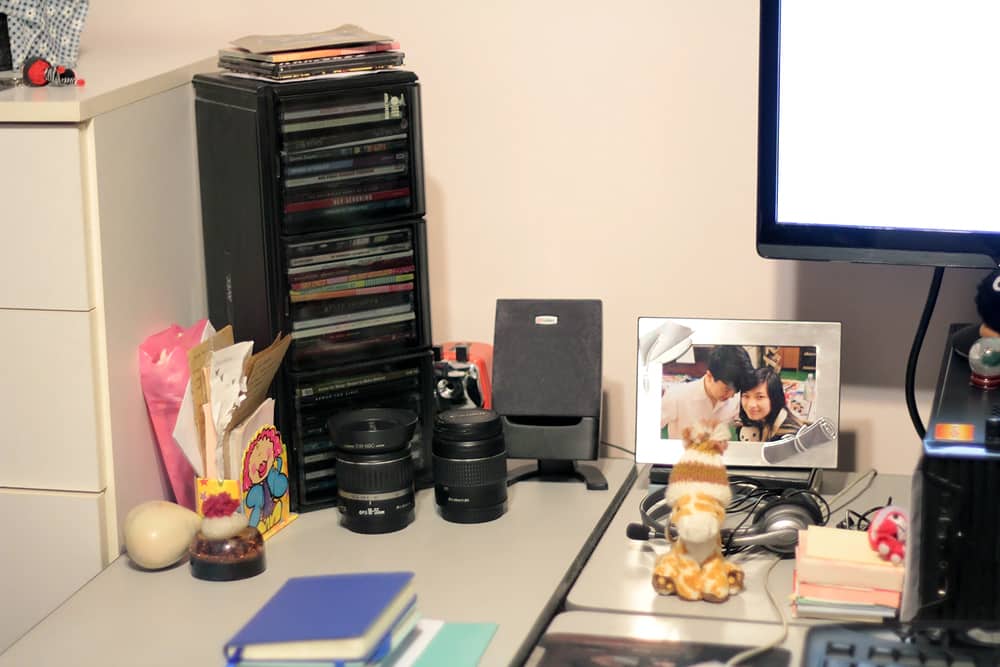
top-left (650, 421), bottom-right (745, 603)
top-left (652, 492), bottom-right (745, 601)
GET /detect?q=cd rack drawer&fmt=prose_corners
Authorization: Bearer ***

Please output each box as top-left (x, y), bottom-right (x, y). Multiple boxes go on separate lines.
top-left (284, 218), bottom-right (431, 370)
top-left (287, 349), bottom-right (436, 511)
top-left (277, 81), bottom-right (423, 235)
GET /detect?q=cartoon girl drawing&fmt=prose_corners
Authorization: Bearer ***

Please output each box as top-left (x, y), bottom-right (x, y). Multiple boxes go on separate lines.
top-left (242, 426), bottom-right (289, 533)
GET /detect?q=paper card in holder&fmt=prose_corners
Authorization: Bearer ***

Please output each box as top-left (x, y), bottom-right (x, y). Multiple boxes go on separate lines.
top-left (194, 333), bottom-right (297, 540)
top-left (195, 399), bottom-right (295, 540)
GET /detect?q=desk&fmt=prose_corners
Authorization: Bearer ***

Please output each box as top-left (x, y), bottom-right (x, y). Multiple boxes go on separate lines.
top-left (567, 467), bottom-right (910, 624)
top-left (539, 467), bottom-right (911, 664)
top-left (0, 458), bottom-right (635, 667)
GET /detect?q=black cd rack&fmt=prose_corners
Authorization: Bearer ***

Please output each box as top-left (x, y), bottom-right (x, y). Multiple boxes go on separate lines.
top-left (194, 70), bottom-right (433, 511)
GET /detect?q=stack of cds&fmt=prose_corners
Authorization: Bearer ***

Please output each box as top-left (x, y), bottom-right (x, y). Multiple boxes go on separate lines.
top-left (286, 227), bottom-right (420, 368)
top-left (218, 24), bottom-right (404, 81)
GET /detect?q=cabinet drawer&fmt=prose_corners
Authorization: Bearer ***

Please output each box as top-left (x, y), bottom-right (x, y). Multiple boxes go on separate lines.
top-left (0, 488), bottom-right (105, 653)
top-left (0, 126), bottom-right (92, 311)
top-left (0, 308), bottom-right (102, 491)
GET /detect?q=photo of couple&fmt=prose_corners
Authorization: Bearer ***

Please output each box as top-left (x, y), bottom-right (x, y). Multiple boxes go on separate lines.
top-left (659, 344), bottom-right (818, 446)
top-left (634, 317), bottom-right (840, 469)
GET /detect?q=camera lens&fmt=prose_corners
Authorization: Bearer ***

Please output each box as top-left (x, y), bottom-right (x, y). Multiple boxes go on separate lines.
top-left (334, 449), bottom-right (415, 534)
top-left (432, 408), bottom-right (508, 523)
top-left (327, 408), bottom-right (418, 454)
top-left (328, 408), bottom-right (417, 534)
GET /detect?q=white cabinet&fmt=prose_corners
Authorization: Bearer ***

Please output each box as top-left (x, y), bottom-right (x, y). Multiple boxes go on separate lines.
top-left (0, 488), bottom-right (106, 651)
top-left (0, 127), bottom-right (92, 311)
top-left (0, 309), bottom-right (102, 490)
top-left (0, 82), bottom-right (207, 653)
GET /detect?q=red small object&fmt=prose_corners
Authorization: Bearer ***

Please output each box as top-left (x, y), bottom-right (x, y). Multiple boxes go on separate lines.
top-left (438, 341), bottom-right (493, 409)
top-left (868, 505), bottom-right (908, 564)
top-left (22, 56), bottom-right (80, 87)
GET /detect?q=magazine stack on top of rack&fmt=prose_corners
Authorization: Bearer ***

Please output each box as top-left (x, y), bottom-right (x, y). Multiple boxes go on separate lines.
top-left (218, 24), bottom-right (404, 82)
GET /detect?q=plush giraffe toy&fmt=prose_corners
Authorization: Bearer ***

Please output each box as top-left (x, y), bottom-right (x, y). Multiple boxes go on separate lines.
top-left (652, 421), bottom-right (744, 602)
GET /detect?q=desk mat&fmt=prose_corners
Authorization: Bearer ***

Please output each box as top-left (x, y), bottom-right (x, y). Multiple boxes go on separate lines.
top-left (539, 632), bottom-right (790, 666)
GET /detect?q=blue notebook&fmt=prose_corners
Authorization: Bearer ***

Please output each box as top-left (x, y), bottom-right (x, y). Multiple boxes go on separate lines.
top-left (224, 572), bottom-right (416, 664)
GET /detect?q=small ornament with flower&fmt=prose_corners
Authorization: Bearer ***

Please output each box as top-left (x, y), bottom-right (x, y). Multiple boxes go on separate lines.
top-left (189, 492), bottom-right (266, 581)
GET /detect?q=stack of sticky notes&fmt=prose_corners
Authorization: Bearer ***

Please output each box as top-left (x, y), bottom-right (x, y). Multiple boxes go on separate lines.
top-left (792, 525), bottom-right (904, 622)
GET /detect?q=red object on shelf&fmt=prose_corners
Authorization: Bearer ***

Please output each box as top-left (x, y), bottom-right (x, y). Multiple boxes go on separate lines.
top-left (438, 341), bottom-right (493, 409)
top-left (22, 56), bottom-right (83, 87)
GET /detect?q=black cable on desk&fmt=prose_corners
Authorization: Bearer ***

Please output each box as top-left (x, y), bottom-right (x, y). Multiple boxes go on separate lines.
top-left (906, 266), bottom-right (944, 440)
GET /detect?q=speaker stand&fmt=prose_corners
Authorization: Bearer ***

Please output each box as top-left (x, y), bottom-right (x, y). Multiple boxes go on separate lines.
top-left (507, 460), bottom-right (608, 490)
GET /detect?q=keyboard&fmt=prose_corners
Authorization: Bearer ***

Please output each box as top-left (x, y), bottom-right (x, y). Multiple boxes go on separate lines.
top-left (803, 624), bottom-right (999, 667)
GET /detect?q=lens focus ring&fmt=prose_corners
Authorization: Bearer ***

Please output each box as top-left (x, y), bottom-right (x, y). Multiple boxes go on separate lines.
top-left (336, 453), bottom-right (414, 492)
top-left (433, 452), bottom-right (507, 487)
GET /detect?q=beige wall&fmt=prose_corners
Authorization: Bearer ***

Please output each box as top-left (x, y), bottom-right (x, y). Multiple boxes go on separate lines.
top-left (83, 1), bottom-right (986, 475)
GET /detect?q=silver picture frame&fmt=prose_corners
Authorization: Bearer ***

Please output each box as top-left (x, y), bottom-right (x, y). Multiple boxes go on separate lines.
top-left (634, 317), bottom-right (842, 469)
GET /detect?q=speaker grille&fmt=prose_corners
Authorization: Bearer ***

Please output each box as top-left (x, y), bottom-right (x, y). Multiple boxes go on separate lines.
top-left (491, 299), bottom-right (602, 417)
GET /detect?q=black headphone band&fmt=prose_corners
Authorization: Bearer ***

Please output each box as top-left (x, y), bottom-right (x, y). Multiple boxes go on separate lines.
top-left (633, 484), bottom-right (828, 556)
top-left (639, 485), bottom-right (671, 530)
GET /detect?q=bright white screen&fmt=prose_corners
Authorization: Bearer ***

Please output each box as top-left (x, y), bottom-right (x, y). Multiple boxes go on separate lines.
top-left (777, 1), bottom-right (1000, 233)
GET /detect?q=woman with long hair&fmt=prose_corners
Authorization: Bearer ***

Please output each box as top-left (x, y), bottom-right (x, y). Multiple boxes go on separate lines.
top-left (737, 366), bottom-right (802, 442)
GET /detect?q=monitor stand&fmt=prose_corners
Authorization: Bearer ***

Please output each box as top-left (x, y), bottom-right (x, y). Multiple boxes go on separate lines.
top-left (649, 464), bottom-right (820, 491)
top-left (507, 459), bottom-right (609, 491)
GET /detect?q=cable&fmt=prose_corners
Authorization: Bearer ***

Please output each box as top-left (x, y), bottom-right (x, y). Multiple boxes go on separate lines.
top-left (723, 493), bottom-right (772, 556)
top-left (724, 556), bottom-right (787, 667)
top-left (826, 468), bottom-right (878, 518)
top-left (601, 442), bottom-right (635, 456)
top-left (905, 266), bottom-right (944, 440)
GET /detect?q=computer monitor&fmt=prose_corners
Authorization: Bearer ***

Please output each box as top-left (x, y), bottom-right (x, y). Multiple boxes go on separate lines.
top-left (758, 0), bottom-right (1000, 634)
top-left (757, 0), bottom-right (1000, 269)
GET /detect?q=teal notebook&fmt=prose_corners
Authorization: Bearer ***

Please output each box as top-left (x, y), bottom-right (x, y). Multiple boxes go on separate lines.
top-left (410, 622), bottom-right (497, 667)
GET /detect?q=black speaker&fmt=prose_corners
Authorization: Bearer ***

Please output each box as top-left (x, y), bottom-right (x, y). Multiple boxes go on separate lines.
top-left (492, 299), bottom-right (607, 490)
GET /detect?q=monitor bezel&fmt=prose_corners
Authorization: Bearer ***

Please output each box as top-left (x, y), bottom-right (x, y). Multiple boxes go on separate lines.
top-left (756, 0), bottom-right (1000, 269)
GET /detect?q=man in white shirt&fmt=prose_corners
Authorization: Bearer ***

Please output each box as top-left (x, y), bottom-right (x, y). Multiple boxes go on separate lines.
top-left (660, 345), bottom-right (754, 438)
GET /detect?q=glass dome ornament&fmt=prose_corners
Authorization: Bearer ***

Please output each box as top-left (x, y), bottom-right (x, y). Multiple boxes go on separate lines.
top-left (968, 336), bottom-right (1000, 389)
top-left (189, 493), bottom-right (265, 581)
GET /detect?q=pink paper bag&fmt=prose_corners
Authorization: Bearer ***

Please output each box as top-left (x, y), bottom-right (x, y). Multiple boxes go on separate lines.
top-left (138, 319), bottom-right (210, 509)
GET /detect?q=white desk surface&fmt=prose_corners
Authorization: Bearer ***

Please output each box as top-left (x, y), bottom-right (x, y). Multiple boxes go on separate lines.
top-left (527, 610), bottom-right (810, 666)
top-left (0, 458), bottom-right (636, 667)
top-left (566, 466), bottom-right (912, 625)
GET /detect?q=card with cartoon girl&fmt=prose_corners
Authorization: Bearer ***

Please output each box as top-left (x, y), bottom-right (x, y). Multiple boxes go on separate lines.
top-left (241, 425), bottom-right (294, 538)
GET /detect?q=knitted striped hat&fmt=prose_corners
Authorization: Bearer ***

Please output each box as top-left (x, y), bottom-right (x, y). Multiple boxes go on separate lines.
top-left (665, 421), bottom-right (732, 507)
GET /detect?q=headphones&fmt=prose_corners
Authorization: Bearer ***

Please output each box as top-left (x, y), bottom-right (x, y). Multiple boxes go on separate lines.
top-left (626, 484), bottom-right (828, 557)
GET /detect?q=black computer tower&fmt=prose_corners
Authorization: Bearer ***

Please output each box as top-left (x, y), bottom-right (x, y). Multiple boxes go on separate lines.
top-left (193, 70), bottom-right (433, 512)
